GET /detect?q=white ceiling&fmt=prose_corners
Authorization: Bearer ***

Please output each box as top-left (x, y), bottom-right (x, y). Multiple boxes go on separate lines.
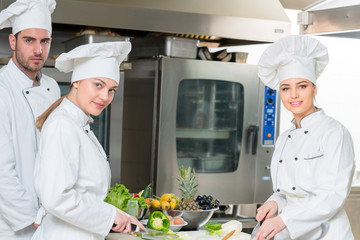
top-left (279, 0), bottom-right (320, 9)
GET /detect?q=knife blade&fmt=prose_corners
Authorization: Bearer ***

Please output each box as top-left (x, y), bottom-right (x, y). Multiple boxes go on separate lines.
top-left (250, 214), bottom-right (267, 240)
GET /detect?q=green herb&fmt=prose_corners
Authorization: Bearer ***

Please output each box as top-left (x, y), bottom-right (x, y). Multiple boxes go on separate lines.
top-left (203, 222), bottom-right (222, 235)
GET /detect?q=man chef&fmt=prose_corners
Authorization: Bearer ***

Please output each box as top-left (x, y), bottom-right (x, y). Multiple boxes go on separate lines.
top-left (0, 0), bottom-right (60, 239)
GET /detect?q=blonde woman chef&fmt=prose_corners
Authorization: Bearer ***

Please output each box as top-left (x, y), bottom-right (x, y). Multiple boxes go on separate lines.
top-left (254, 35), bottom-right (355, 240)
top-left (32, 42), bottom-right (144, 240)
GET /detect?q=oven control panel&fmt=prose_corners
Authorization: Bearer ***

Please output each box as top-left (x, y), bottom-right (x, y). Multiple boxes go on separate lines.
top-left (262, 86), bottom-right (277, 147)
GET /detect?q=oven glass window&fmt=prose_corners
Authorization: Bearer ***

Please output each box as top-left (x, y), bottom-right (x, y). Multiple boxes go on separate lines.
top-left (176, 79), bottom-right (244, 173)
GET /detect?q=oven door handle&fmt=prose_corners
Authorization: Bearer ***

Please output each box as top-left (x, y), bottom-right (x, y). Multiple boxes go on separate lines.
top-left (246, 125), bottom-right (259, 155)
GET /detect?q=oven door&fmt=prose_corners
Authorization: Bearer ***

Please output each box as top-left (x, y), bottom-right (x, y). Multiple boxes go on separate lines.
top-left (156, 57), bottom-right (263, 204)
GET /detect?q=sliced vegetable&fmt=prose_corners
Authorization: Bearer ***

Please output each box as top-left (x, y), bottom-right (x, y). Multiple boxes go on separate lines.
top-left (220, 220), bottom-right (242, 235)
top-left (203, 222), bottom-right (222, 235)
top-left (147, 211), bottom-right (170, 231)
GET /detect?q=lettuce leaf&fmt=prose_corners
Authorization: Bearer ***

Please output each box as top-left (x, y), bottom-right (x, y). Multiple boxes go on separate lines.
top-left (105, 184), bottom-right (130, 211)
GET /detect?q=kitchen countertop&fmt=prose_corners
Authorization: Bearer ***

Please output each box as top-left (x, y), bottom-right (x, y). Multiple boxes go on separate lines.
top-left (106, 230), bottom-right (251, 240)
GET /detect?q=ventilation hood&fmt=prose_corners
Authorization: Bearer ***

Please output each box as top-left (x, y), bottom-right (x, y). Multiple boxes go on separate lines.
top-left (299, 0), bottom-right (360, 38)
top-left (51, 0), bottom-right (291, 43)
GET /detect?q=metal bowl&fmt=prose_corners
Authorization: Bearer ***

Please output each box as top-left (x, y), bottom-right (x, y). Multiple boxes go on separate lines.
top-left (164, 208), bottom-right (218, 230)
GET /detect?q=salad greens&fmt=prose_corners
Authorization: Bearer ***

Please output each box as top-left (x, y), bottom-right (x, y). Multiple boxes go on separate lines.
top-left (203, 222), bottom-right (222, 235)
top-left (104, 184), bottom-right (149, 212)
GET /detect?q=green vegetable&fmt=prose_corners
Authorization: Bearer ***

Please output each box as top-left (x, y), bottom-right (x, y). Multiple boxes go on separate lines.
top-left (104, 184), bottom-right (130, 211)
top-left (147, 211), bottom-right (170, 231)
top-left (203, 222), bottom-right (222, 235)
top-left (105, 184), bottom-right (149, 212)
top-left (142, 184), bottom-right (152, 199)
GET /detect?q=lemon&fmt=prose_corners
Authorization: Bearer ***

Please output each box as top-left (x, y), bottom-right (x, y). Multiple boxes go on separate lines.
top-left (169, 199), bottom-right (177, 210)
top-left (160, 201), bottom-right (170, 210)
top-left (150, 199), bottom-right (161, 208)
top-left (160, 193), bottom-right (171, 202)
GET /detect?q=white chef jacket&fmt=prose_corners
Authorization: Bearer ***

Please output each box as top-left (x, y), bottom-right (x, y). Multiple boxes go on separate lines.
top-left (267, 109), bottom-right (355, 240)
top-left (0, 59), bottom-right (60, 240)
top-left (32, 98), bottom-right (116, 240)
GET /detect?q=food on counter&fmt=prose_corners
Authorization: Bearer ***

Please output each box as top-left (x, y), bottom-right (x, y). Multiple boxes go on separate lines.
top-left (151, 193), bottom-right (180, 210)
top-left (195, 195), bottom-right (220, 210)
top-left (161, 200), bottom-right (170, 210)
top-left (167, 215), bottom-right (174, 225)
top-left (147, 211), bottom-right (170, 231)
top-left (221, 229), bottom-right (236, 240)
top-left (177, 166), bottom-right (200, 210)
top-left (173, 217), bottom-right (184, 225)
top-left (203, 222), bottom-right (222, 235)
top-left (138, 184), bottom-right (152, 199)
top-left (104, 184), bottom-right (149, 214)
top-left (203, 220), bottom-right (243, 237)
top-left (150, 199), bottom-right (161, 208)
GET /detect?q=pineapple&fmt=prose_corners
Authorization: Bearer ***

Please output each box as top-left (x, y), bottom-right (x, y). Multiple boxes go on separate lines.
top-left (177, 166), bottom-right (200, 210)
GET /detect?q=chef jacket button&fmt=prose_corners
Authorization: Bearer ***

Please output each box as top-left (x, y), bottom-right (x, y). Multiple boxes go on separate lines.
top-left (292, 187), bottom-right (296, 190)
top-left (85, 130), bottom-right (89, 133)
top-left (25, 91), bottom-right (29, 94)
top-left (277, 189), bottom-right (280, 192)
top-left (304, 131), bottom-right (309, 134)
top-left (295, 157), bottom-right (298, 161)
top-left (279, 160), bottom-right (283, 163)
top-left (47, 88), bottom-right (50, 91)
top-left (288, 135), bottom-right (291, 138)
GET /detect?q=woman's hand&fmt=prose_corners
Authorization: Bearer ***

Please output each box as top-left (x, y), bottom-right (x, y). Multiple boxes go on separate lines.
top-left (32, 223), bottom-right (39, 229)
top-left (112, 209), bottom-right (145, 233)
top-left (255, 200), bottom-right (278, 222)
top-left (254, 216), bottom-right (286, 240)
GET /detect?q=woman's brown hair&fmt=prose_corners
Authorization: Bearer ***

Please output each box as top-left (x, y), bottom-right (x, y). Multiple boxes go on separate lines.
top-left (36, 95), bottom-right (67, 131)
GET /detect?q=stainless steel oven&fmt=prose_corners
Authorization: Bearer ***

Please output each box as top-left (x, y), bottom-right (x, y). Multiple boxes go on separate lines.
top-left (121, 56), bottom-right (280, 206)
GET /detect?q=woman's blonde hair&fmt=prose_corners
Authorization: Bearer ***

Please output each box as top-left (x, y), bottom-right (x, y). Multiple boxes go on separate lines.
top-left (36, 95), bottom-right (67, 131)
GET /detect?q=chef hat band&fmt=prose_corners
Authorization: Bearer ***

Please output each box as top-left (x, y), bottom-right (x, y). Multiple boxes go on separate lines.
top-left (258, 35), bottom-right (329, 90)
top-left (278, 58), bottom-right (316, 85)
top-left (72, 57), bottom-right (120, 84)
top-left (55, 41), bottom-right (132, 84)
top-left (0, 0), bottom-right (56, 34)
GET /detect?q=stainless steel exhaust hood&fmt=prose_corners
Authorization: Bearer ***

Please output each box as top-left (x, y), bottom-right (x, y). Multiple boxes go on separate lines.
top-left (52, 0), bottom-right (291, 43)
top-left (299, 0), bottom-right (360, 38)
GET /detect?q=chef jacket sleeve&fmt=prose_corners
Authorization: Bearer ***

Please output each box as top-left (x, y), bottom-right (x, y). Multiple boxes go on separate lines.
top-left (279, 125), bottom-right (355, 239)
top-left (267, 192), bottom-right (287, 214)
top-left (0, 94), bottom-right (37, 231)
top-left (35, 116), bottom-right (116, 237)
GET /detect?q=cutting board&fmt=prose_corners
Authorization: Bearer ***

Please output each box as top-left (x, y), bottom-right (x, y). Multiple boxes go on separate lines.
top-left (106, 230), bottom-right (251, 240)
top-left (106, 233), bottom-right (139, 240)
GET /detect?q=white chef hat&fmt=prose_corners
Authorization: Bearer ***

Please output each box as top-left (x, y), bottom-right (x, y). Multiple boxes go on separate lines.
top-left (55, 41), bottom-right (131, 84)
top-left (0, 0), bottom-right (56, 34)
top-left (258, 35), bottom-right (329, 90)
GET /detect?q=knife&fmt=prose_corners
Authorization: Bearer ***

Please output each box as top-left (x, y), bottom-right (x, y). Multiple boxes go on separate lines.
top-left (250, 213), bottom-right (267, 240)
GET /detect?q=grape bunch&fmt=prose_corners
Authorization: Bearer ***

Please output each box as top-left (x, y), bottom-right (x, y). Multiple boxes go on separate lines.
top-left (195, 195), bottom-right (220, 210)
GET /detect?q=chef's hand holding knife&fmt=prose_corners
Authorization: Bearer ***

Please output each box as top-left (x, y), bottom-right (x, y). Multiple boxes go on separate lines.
top-left (254, 200), bottom-right (286, 240)
top-left (112, 209), bottom-right (145, 233)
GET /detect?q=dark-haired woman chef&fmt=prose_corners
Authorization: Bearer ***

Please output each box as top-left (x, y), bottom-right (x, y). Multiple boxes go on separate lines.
top-left (254, 35), bottom-right (355, 240)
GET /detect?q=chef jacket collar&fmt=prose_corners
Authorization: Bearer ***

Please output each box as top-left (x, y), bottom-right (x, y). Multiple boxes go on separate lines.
top-left (62, 97), bottom-right (93, 128)
top-left (9, 59), bottom-right (38, 89)
top-left (291, 108), bottom-right (323, 129)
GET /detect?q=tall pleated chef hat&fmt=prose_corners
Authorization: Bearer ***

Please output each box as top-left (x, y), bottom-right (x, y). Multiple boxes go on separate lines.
top-left (0, 0), bottom-right (56, 34)
top-left (258, 35), bottom-right (329, 90)
top-left (55, 41), bottom-right (131, 84)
